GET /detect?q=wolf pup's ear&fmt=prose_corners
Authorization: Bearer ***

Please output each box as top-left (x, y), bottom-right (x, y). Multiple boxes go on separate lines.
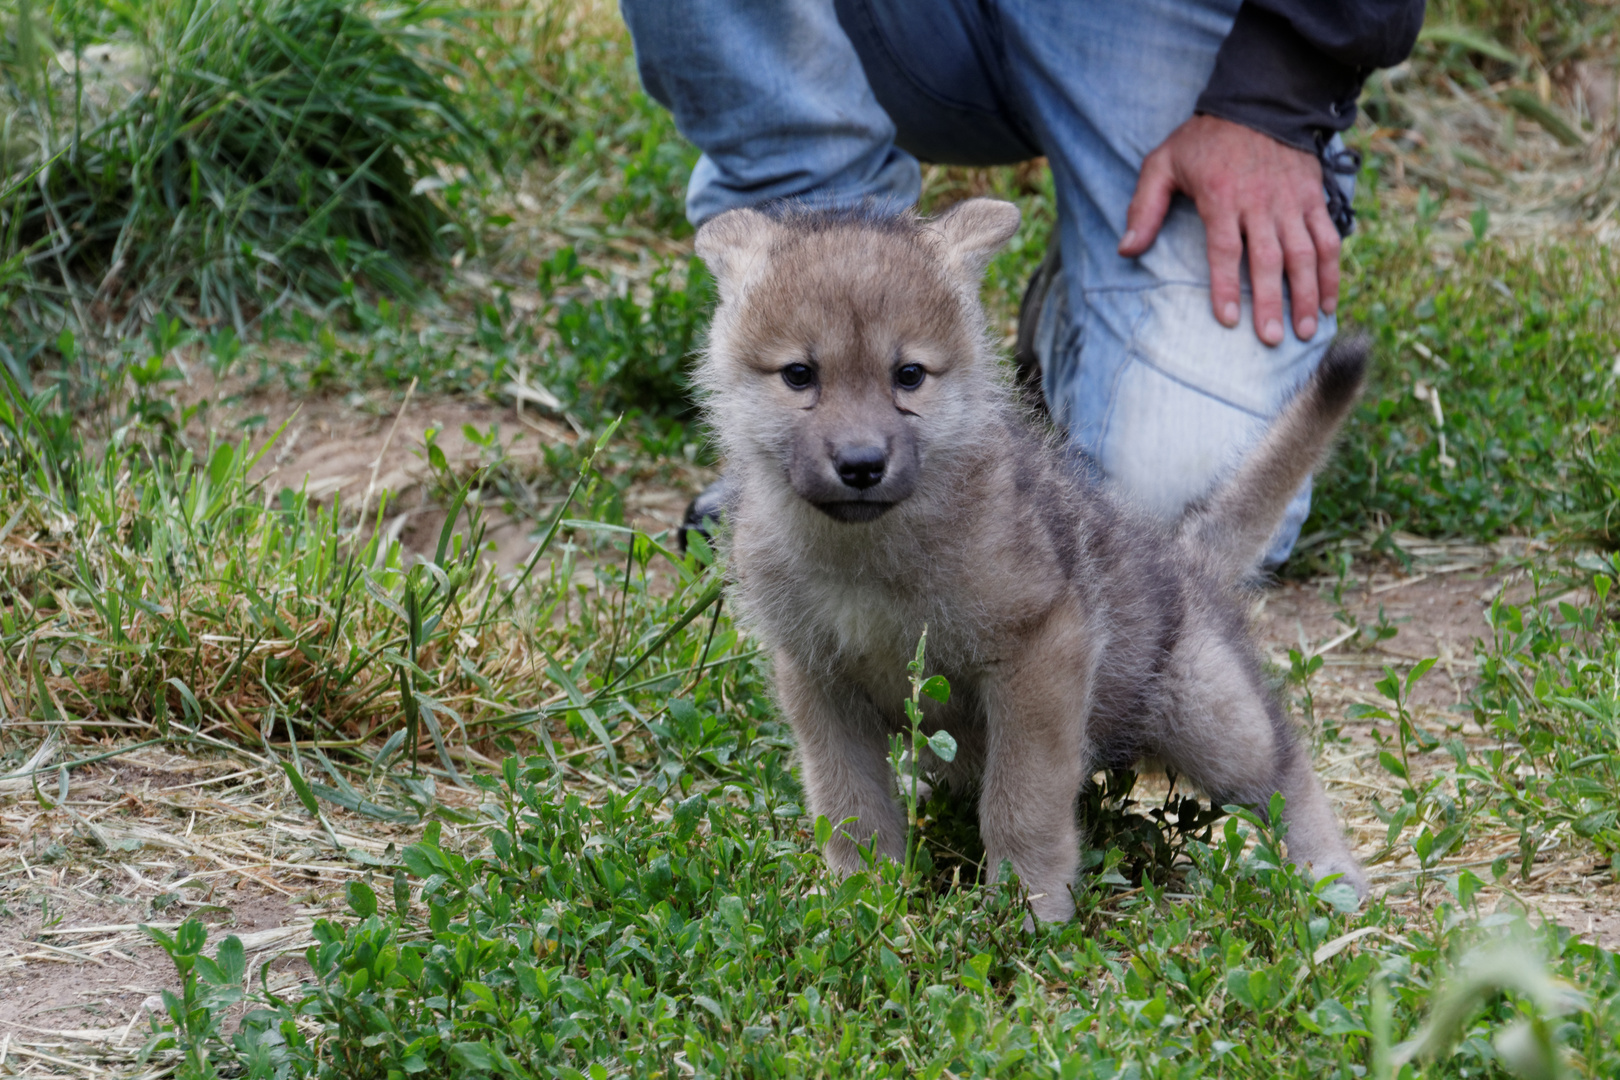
top-left (695, 208), bottom-right (776, 304)
top-left (932, 198), bottom-right (1021, 280)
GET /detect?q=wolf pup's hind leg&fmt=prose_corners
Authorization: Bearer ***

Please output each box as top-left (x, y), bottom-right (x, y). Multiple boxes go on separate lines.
top-left (1159, 634), bottom-right (1368, 900)
top-left (1268, 741), bottom-right (1369, 897)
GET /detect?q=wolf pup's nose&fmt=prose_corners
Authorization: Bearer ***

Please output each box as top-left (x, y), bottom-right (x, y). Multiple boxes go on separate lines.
top-left (835, 446), bottom-right (887, 490)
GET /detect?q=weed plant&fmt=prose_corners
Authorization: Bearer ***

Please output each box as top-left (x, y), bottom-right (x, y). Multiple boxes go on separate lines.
top-left (139, 758), bottom-right (1620, 1079)
top-left (0, 0), bottom-right (482, 356)
top-left (538, 246), bottom-right (714, 420)
top-left (1466, 555), bottom-right (1620, 874)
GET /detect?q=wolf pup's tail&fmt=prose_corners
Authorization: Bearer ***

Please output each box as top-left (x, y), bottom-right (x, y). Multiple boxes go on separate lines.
top-left (1178, 334), bottom-right (1369, 583)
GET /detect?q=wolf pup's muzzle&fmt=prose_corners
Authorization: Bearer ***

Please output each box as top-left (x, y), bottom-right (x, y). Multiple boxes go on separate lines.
top-left (793, 432), bottom-right (919, 522)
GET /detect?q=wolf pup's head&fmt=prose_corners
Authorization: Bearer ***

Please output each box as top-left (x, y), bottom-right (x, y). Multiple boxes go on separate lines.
top-left (695, 199), bottom-right (1021, 524)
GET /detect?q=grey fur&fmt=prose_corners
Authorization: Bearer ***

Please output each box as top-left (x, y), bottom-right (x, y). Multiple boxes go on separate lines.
top-left (695, 198), bottom-right (1369, 922)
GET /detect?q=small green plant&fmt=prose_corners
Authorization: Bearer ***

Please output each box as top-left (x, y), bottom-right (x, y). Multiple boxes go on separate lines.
top-left (1288, 645), bottom-right (1332, 742)
top-left (541, 249), bottom-right (713, 422)
top-left (1354, 657), bottom-right (1474, 900)
top-left (598, 92), bottom-right (699, 236)
top-left (1334, 599), bottom-right (1402, 653)
top-left (140, 920), bottom-right (248, 1080)
top-left (1077, 766), bottom-right (1228, 890)
top-left (891, 628), bottom-right (957, 875)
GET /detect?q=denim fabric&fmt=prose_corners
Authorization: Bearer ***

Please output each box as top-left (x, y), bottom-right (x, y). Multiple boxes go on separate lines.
top-left (620, 0), bottom-right (1351, 563)
top-left (618, 0), bottom-right (921, 224)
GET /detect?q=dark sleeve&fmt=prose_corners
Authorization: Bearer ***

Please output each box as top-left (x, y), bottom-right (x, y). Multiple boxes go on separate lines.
top-left (1194, 1), bottom-right (1426, 152)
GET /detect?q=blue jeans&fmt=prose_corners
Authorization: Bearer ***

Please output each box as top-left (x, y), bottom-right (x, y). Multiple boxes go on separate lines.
top-left (621, 0), bottom-right (1348, 563)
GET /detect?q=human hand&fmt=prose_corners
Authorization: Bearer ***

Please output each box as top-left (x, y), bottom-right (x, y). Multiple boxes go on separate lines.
top-left (1118, 114), bottom-right (1339, 347)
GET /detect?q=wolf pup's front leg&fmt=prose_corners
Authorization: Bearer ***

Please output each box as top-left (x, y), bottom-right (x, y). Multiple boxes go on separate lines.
top-left (774, 652), bottom-right (907, 873)
top-left (978, 641), bottom-right (1097, 924)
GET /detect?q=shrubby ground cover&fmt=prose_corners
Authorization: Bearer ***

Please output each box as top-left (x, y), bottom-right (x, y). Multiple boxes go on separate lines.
top-left (2, 1), bottom-right (1619, 1077)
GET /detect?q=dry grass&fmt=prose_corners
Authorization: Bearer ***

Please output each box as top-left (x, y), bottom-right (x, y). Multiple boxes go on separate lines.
top-left (1368, 26), bottom-right (1620, 244)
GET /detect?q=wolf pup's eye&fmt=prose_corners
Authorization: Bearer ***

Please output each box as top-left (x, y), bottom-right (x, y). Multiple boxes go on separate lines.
top-left (781, 363), bottom-right (815, 390)
top-left (894, 363), bottom-right (926, 390)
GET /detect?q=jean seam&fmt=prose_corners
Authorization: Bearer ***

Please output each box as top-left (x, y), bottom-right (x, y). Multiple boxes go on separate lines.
top-left (1095, 292), bottom-right (1153, 455)
top-left (1082, 279), bottom-right (1253, 296)
top-left (1125, 352), bottom-right (1274, 420)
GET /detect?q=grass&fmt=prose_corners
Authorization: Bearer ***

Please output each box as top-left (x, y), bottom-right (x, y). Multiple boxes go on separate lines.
top-left (141, 767), bottom-right (1620, 1079)
top-left (123, 565), bottom-right (1620, 1077)
top-left (1, 0), bottom-right (489, 360)
top-left (3, 1), bottom-right (1620, 1078)
top-left (1315, 208), bottom-right (1620, 551)
top-left (0, 394), bottom-right (739, 800)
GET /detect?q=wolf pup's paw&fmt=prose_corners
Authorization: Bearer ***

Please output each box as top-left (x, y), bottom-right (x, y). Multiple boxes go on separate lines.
top-left (1313, 856), bottom-right (1370, 905)
top-left (1019, 887), bottom-right (1077, 931)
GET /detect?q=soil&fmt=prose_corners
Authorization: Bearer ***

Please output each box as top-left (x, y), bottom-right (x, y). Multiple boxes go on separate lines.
top-left (1254, 562), bottom-right (1506, 712)
top-left (177, 373), bottom-right (710, 573)
top-left (2, 884), bottom-right (304, 1039)
top-left (0, 740), bottom-right (486, 1062)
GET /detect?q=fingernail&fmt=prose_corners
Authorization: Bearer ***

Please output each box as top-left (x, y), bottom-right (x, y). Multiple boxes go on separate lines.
top-left (1221, 302), bottom-right (1240, 326)
top-left (1263, 318), bottom-right (1283, 344)
top-left (1322, 297), bottom-right (1337, 314)
top-left (1120, 229), bottom-right (1137, 251)
top-left (1299, 316), bottom-right (1317, 339)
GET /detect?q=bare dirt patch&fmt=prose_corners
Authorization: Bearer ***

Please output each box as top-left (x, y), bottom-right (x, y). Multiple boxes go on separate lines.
top-left (178, 372), bottom-right (710, 571)
top-left (0, 744), bottom-right (494, 1069)
top-left (1254, 554), bottom-right (1513, 713)
top-left (1248, 537), bottom-right (1619, 953)
top-left (2, 885), bottom-right (304, 1037)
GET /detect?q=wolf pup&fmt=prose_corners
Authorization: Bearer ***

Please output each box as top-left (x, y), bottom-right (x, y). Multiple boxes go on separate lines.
top-left (693, 198), bottom-right (1368, 922)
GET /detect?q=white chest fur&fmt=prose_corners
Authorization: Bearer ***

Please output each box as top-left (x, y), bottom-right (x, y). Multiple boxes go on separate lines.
top-left (822, 578), bottom-right (907, 656)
